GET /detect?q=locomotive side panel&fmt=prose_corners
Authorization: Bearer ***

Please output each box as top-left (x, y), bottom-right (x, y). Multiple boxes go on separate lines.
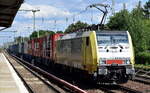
top-left (56, 35), bottom-right (83, 69)
top-left (56, 31), bottom-right (98, 71)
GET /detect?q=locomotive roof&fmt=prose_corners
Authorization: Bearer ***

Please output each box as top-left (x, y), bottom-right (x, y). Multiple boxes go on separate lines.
top-left (59, 30), bottom-right (128, 40)
top-left (59, 31), bottom-right (91, 40)
top-left (96, 31), bottom-right (128, 35)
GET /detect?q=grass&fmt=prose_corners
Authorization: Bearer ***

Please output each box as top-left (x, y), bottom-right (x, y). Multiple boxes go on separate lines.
top-left (135, 64), bottom-right (150, 70)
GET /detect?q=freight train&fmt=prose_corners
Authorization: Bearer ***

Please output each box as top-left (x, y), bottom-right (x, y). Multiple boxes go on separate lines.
top-left (8, 30), bottom-right (135, 84)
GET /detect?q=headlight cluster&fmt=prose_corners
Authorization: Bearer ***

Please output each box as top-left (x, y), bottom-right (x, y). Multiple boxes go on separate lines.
top-left (124, 59), bottom-right (130, 64)
top-left (99, 59), bottom-right (106, 64)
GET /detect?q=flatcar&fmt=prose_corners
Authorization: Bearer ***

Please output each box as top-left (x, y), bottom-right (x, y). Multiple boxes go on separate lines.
top-left (8, 43), bottom-right (19, 55)
top-left (56, 31), bottom-right (135, 84)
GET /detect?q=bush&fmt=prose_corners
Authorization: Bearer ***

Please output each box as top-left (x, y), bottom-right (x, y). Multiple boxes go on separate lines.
top-left (136, 52), bottom-right (150, 65)
top-left (135, 64), bottom-right (150, 70)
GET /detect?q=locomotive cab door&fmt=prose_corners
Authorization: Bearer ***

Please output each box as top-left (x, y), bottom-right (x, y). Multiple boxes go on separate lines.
top-left (83, 37), bottom-right (91, 70)
top-left (82, 32), bottom-right (98, 74)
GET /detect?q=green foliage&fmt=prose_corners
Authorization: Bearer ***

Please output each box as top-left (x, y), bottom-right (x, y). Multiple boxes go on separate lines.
top-left (135, 64), bottom-right (150, 70)
top-left (56, 31), bottom-right (64, 34)
top-left (107, 9), bottom-right (130, 30)
top-left (30, 30), bottom-right (55, 39)
top-left (136, 52), bottom-right (150, 65)
top-left (143, 0), bottom-right (150, 19)
top-left (128, 5), bottom-right (147, 52)
top-left (65, 21), bottom-right (89, 33)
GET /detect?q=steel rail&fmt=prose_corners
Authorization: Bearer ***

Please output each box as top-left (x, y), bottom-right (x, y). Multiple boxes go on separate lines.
top-left (6, 51), bottom-right (87, 93)
top-left (116, 85), bottom-right (142, 93)
top-left (4, 52), bottom-right (35, 93)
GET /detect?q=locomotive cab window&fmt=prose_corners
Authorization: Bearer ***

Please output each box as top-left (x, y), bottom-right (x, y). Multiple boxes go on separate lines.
top-left (86, 37), bottom-right (89, 46)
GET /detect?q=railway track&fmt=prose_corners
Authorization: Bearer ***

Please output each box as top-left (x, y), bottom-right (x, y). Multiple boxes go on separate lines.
top-left (85, 84), bottom-right (141, 93)
top-left (82, 82), bottom-right (144, 93)
top-left (4, 51), bottom-right (87, 93)
top-left (120, 80), bottom-right (150, 93)
top-left (134, 75), bottom-right (150, 85)
top-left (87, 72), bottom-right (150, 93)
top-left (4, 51), bottom-right (150, 93)
top-left (85, 80), bottom-right (150, 93)
top-left (134, 69), bottom-right (150, 85)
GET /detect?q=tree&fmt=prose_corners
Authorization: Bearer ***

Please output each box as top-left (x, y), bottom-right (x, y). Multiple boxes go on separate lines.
top-left (128, 1), bottom-right (147, 52)
top-left (143, 0), bottom-right (150, 19)
top-left (56, 31), bottom-right (64, 34)
top-left (65, 21), bottom-right (89, 33)
top-left (30, 30), bottom-right (55, 39)
top-left (107, 9), bottom-right (130, 30)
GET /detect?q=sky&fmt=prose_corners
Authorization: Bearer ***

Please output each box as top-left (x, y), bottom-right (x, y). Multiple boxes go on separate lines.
top-left (0, 0), bottom-right (148, 46)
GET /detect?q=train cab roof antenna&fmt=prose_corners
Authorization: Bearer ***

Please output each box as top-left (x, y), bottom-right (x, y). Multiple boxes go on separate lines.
top-left (87, 3), bottom-right (110, 28)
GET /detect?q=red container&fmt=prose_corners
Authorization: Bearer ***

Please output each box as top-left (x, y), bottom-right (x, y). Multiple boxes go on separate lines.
top-left (27, 33), bottom-right (63, 63)
top-left (28, 39), bottom-right (35, 56)
top-left (42, 33), bottom-right (63, 61)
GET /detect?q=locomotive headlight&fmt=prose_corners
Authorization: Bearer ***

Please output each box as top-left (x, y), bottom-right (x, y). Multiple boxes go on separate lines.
top-left (100, 59), bottom-right (106, 64)
top-left (124, 59), bottom-right (130, 64)
top-left (127, 60), bottom-right (130, 64)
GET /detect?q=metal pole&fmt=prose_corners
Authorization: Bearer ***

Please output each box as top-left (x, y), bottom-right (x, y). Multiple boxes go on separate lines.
top-left (33, 11), bottom-right (35, 33)
top-left (112, 0), bottom-right (115, 15)
top-left (27, 27), bottom-right (31, 40)
top-left (32, 10), bottom-right (40, 38)
top-left (54, 20), bottom-right (57, 31)
top-left (66, 17), bottom-right (68, 29)
top-left (19, 9), bottom-right (40, 38)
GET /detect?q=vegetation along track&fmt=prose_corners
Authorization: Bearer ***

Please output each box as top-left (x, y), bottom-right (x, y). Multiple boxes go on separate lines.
top-left (4, 51), bottom-right (87, 93)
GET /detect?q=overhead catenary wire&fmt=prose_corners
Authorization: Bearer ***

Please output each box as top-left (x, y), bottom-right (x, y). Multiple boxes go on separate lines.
top-left (68, 7), bottom-right (90, 24)
top-left (91, 8), bottom-right (94, 24)
top-left (66, 3), bottom-right (109, 26)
